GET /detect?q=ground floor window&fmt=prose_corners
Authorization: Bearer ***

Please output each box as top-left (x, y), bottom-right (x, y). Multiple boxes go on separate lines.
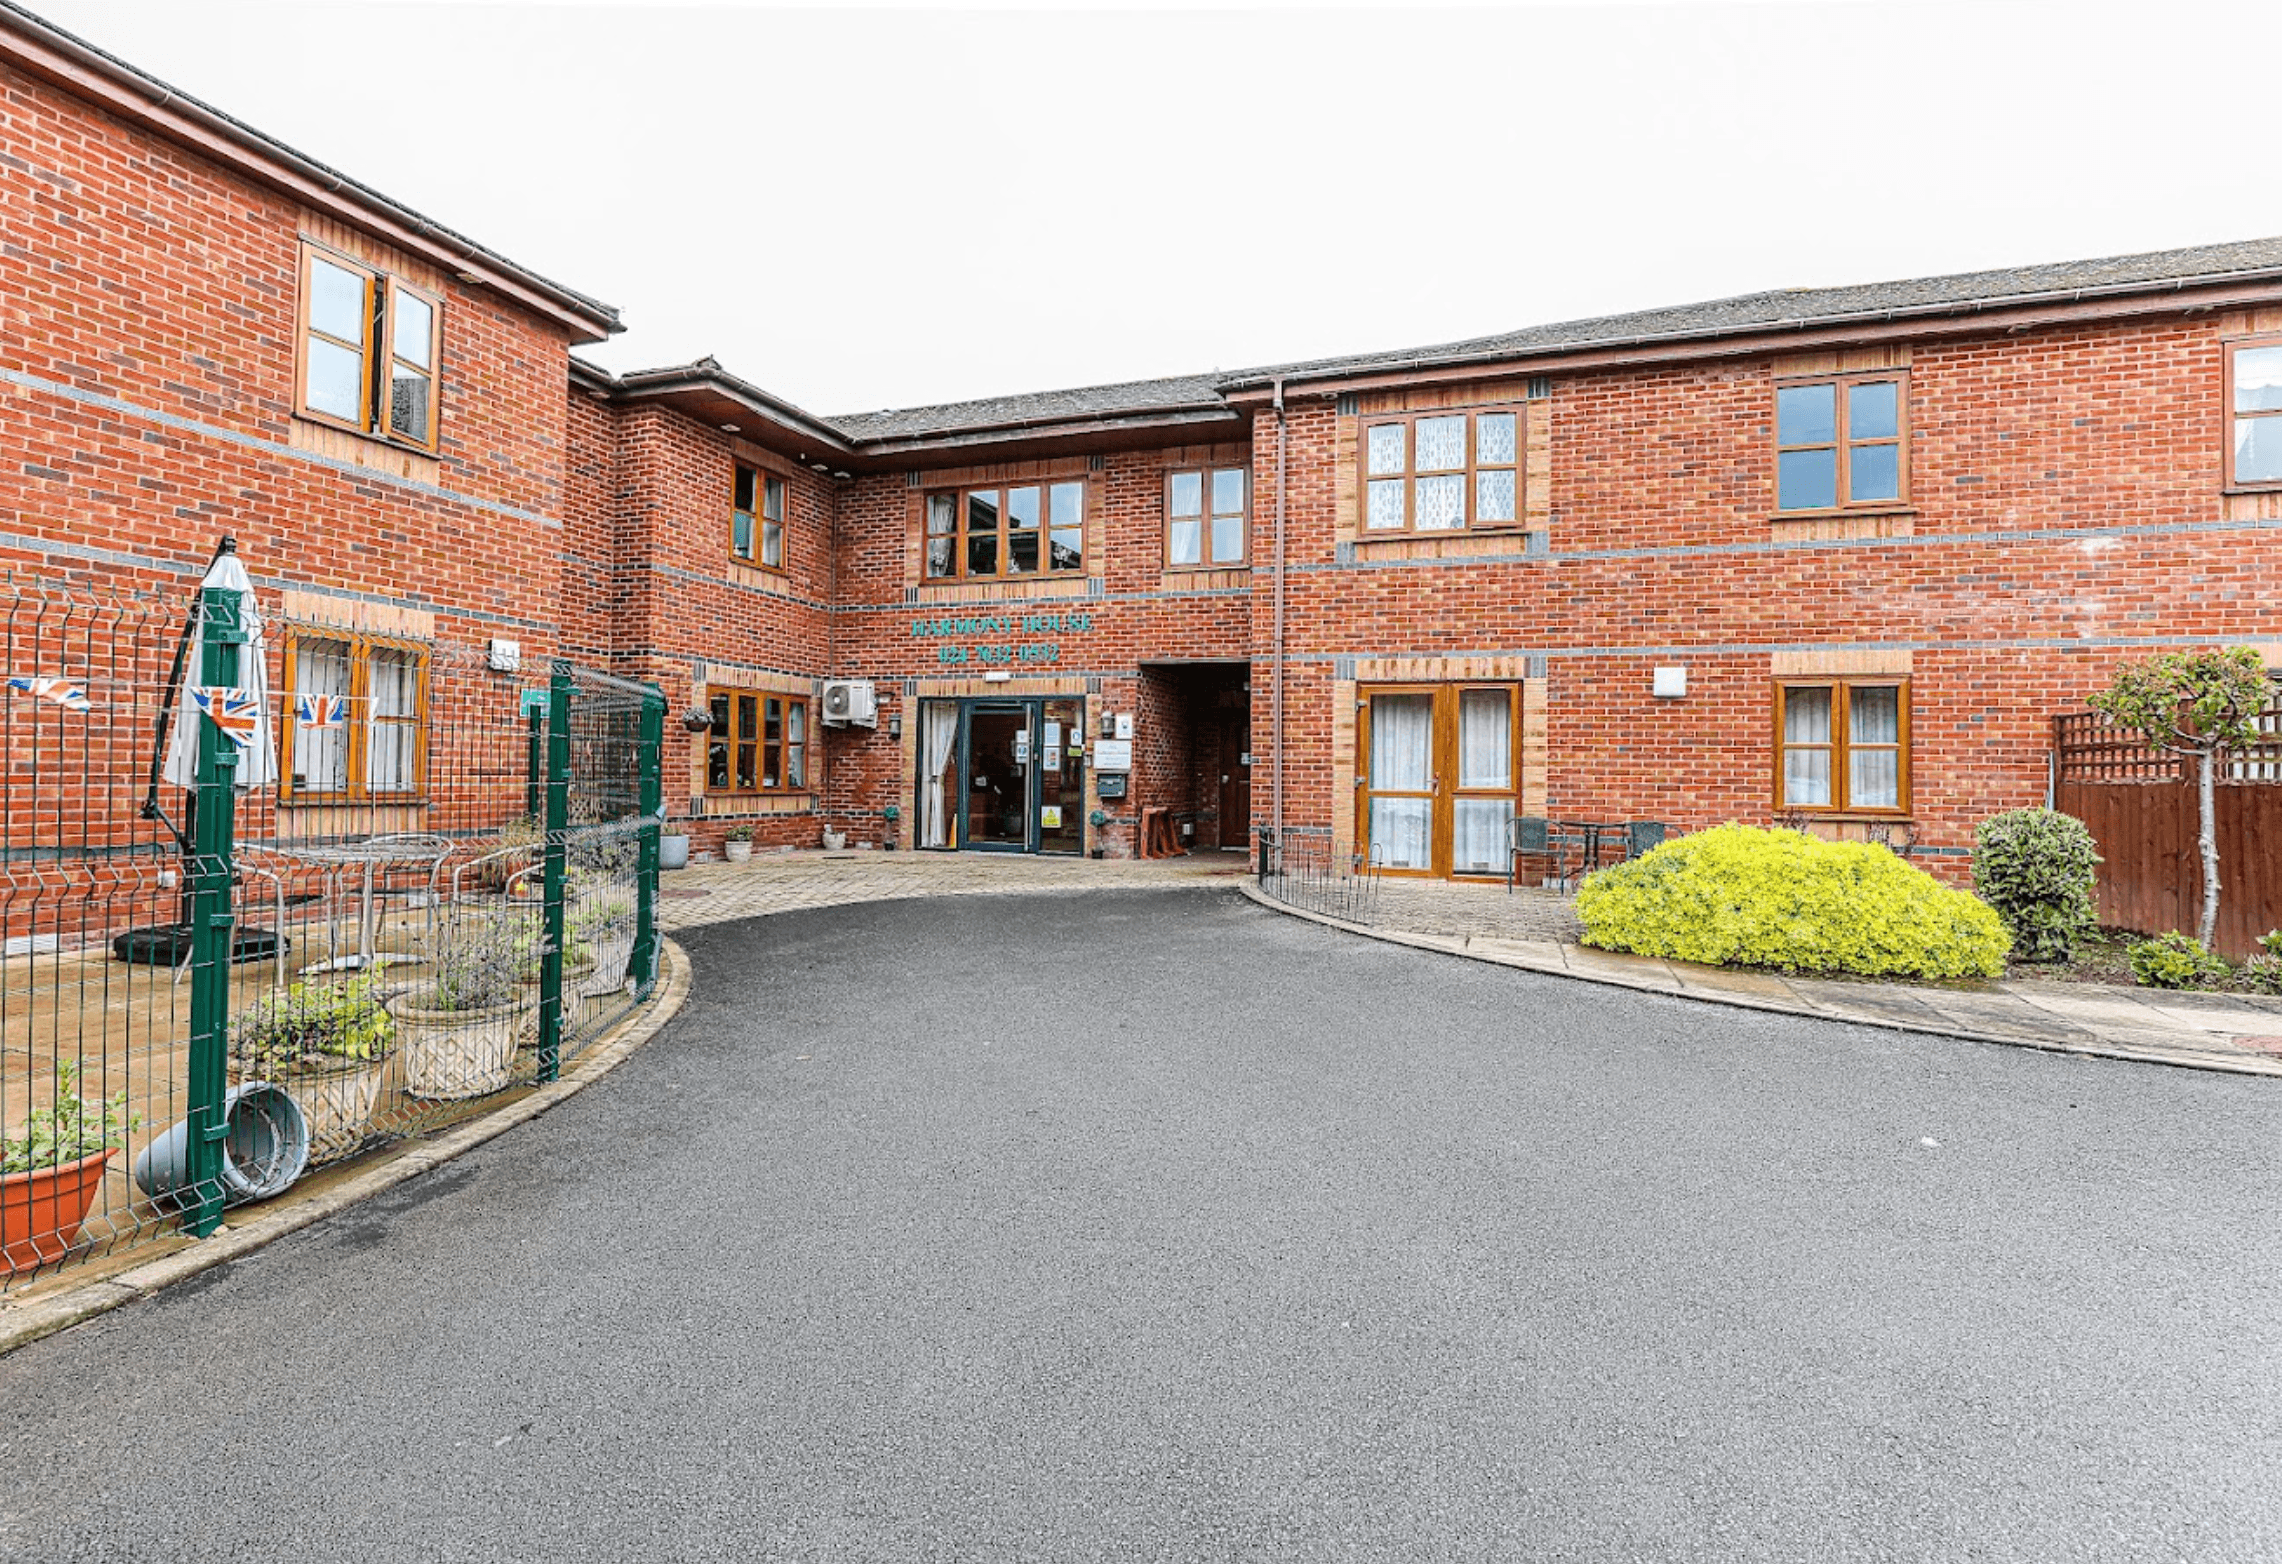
top-left (1775, 679), bottom-right (1908, 813)
top-left (280, 629), bottom-right (429, 802)
top-left (1358, 682), bottom-right (1519, 877)
top-left (708, 688), bottom-right (808, 794)
top-left (918, 696), bottom-right (1085, 854)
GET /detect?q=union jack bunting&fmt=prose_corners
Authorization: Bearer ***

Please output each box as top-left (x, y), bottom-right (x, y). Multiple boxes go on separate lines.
top-left (5, 675), bottom-right (91, 713)
top-left (191, 686), bottom-right (262, 750)
top-left (295, 692), bottom-right (348, 729)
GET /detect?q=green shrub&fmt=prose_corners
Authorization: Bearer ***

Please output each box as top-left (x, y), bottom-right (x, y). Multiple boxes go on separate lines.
top-left (2127, 931), bottom-right (2230, 990)
top-left (1576, 822), bottom-right (2010, 980)
top-left (1972, 807), bottom-right (2101, 963)
top-left (230, 976), bottom-right (394, 1075)
top-left (2238, 956), bottom-right (2282, 995)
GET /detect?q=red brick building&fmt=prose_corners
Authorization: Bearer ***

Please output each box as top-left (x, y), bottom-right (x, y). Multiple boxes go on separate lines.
top-left (6, 4), bottom-right (2278, 882)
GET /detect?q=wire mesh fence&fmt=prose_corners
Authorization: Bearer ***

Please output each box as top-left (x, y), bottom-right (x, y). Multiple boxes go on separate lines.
top-left (1, 564), bottom-right (664, 1290)
top-left (1254, 826), bottom-right (1385, 925)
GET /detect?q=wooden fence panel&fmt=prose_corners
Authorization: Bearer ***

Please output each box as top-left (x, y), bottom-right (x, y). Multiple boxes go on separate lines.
top-left (2057, 779), bottom-right (2282, 957)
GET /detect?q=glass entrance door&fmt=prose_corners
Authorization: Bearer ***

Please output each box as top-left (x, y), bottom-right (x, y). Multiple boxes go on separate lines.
top-left (934, 698), bottom-right (1088, 855)
top-left (963, 703), bottom-right (1032, 850)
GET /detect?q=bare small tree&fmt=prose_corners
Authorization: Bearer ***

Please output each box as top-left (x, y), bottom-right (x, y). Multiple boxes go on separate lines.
top-left (2090, 647), bottom-right (2271, 948)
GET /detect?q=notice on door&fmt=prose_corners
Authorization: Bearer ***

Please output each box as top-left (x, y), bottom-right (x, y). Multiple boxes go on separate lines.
top-left (1041, 806), bottom-right (1062, 829)
top-left (1043, 720), bottom-right (1061, 751)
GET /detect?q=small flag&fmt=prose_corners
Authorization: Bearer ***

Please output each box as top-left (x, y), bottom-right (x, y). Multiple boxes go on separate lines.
top-left (6, 675), bottom-right (91, 713)
top-left (191, 686), bottom-right (262, 750)
top-left (295, 692), bottom-right (348, 729)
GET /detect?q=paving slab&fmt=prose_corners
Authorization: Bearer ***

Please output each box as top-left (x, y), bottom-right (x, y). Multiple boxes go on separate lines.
top-left (1239, 879), bottom-right (2282, 1078)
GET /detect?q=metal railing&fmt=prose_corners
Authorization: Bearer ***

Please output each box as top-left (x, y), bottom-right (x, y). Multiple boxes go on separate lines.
top-left (1254, 825), bottom-right (1384, 925)
top-left (1, 566), bottom-right (666, 1290)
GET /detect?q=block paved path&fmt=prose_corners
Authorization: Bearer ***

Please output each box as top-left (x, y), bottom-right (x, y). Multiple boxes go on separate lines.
top-left (2, 888), bottom-right (2279, 1560)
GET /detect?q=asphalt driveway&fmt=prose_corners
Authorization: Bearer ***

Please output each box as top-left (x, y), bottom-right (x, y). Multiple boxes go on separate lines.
top-left (3, 887), bottom-right (2279, 1561)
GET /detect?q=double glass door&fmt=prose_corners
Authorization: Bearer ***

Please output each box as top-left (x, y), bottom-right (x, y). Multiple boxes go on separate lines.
top-left (917, 698), bottom-right (1085, 854)
top-left (1359, 684), bottom-right (1520, 877)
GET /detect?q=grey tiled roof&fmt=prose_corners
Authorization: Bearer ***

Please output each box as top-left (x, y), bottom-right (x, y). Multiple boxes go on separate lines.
top-left (828, 235), bottom-right (2282, 440)
top-left (1215, 234), bottom-right (2282, 389)
top-left (828, 373), bottom-right (1230, 442)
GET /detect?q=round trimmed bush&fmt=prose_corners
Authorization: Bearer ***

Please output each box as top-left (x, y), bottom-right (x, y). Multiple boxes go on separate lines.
top-left (1576, 822), bottom-right (2011, 980)
top-left (1971, 807), bottom-right (2100, 963)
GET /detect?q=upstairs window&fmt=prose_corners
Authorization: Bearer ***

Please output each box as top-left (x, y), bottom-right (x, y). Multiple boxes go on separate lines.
top-left (1360, 406), bottom-right (1523, 533)
top-left (1167, 467), bottom-right (1247, 566)
top-left (733, 464), bottom-right (787, 568)
top-left (706, 689), bottom-right (808, 794)
top-left (2229, 339), bottom-right (2282, 487)
top-left (296, 242), bottom-right (442, 451)
top-left (1775, 374), bottom-right (1905, 511)
top-left (1775, 679), bottom-right (1908, 814)
top-left (924, 481), bottom-right (1084, 580)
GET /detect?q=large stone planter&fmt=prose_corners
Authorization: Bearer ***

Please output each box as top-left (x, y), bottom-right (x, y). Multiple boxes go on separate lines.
top-left (1, 1149), bottom-right (111, 1271)
top-left (392, 993), bottom-right (534, 1099)
top-left (582, 927), bottom-right (634, 1001)
top-left (234, 1057), bottom-right (386, 1162)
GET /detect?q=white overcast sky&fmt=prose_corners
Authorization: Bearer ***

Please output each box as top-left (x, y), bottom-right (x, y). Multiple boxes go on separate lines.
top-left (27, 0), bottom-right (2282, 417)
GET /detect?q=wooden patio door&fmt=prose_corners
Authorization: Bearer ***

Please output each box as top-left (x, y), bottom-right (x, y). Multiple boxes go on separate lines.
top-left (1358, 683), bottom-right (1520, 878)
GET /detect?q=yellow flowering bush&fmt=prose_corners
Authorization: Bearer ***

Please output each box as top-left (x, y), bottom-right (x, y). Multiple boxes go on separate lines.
top-left (1576, 823), bottom-right (2010, 980)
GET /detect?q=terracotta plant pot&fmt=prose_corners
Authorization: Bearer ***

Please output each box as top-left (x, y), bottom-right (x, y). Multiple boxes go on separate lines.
top-left (233, 1057), bottom-right (386, 1162)
top-left (723, 840), bottom-right (753, 864)
top-left (1, 1149), bottom-right (113, 1271)
top-left (392, 994), bottom-right (534, 1099)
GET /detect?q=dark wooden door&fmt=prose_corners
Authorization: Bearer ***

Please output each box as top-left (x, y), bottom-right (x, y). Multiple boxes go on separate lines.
top-left (1219, 694), bottom-right (1251, 848)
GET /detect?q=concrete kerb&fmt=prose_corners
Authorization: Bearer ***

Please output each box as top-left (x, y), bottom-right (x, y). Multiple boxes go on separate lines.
top-left (1236, 882), bottom-right (2282, 1079)
top-left (0, 938), bottom-right (696, 1358)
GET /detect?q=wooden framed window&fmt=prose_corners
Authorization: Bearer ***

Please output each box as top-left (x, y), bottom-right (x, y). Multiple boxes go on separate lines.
top-left (279, 630), bottom-right (431, 802)
top-left (706, 688), bottom-right (809, 794)
top-left (923, 480), bottom-right (1084, 580)
top-left (1774, 679), bottom-right (1908, 814)
top-left (1774, 373), bottom-right (1906, 512)
top-left (1167, 467), bottom-right (1248, 566)
top-left (732, 465), bottom-right (788, 568)
top-left (1356, 682), bottom-right (1521, 878)
top-left (295, 242), bottom-right (442, 452)
top-left (2227, 338), bottom-right (2282, 488)
top-left (1359, 405), bottom-right (1524, 534)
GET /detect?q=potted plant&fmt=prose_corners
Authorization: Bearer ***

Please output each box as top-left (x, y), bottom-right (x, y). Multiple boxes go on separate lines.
top-left (573, 895), bottom-right (637, 1002)
top-left (512, 913), bottom-right (596, 1039)
top-left (723, 823), bottom-right (755, 864)
top-left (391, 915), bottom-right (539, 1099)
top-left (229, 976), bottom-right (393, 1160)
top-left (3, 1061), bottom-right (139, 1271)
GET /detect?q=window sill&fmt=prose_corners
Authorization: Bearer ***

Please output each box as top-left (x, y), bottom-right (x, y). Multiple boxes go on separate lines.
top-left (1769, 505), bottom-right (1916, 521)
top-left (1340, 529), bottom-right (1542, 564)
top-left (2221, 484), bottom-right (2282, 496)
top-left (1769, 510), bottom-right (1916, 542)
top-left (287, 416), bottom-right (441, 482)
top-left (912, 576), bottom-right (1095, 604)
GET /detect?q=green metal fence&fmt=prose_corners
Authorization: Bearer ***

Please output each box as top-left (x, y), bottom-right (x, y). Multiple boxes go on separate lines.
top-left (1, 561), bottom-right (665, 1289)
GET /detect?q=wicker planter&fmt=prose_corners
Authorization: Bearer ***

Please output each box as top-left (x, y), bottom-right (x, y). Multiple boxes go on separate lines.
top-left (392, 993), bottom-right (534, 1099)
top-left (233, 1057), bottom-right (386, 1162)
top-left (1, 1149), bottom-right (111, 1271)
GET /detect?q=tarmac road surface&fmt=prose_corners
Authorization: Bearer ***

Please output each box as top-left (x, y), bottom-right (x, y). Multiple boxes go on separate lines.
top-left (3, 887), bottom-right (2278, 1561)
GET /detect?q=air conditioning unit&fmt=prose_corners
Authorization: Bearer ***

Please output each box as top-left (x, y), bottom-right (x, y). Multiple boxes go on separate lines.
top-left (821, 679), bottom-right (878, 728)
